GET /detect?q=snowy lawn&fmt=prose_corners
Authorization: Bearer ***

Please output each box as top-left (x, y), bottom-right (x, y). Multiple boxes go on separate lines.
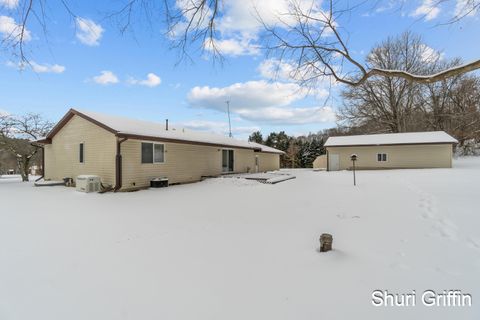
top-left (0, 159), bottom-right (479, 319)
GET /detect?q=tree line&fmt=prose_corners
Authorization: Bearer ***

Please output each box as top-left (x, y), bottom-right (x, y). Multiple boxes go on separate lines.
top-left (339, 32), bottom-right (480, 155)
top-left (249, 131), bottom-right (328, 168)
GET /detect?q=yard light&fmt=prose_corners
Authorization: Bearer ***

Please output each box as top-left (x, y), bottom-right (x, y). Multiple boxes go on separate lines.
top-left (350, 154), bottom-right (358, 186)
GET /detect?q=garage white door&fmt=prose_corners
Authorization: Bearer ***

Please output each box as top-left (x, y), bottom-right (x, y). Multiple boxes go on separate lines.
top-left (329, 154), bottom-right (340, 171)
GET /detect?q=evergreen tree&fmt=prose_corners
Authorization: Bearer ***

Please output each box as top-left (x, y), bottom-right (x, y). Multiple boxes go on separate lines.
top-left (265, 131), bottom-right (292, 168)
top-left (264, 131), bottom-right (327, 168)
top-left (248, 131), bottom-right (263, 143)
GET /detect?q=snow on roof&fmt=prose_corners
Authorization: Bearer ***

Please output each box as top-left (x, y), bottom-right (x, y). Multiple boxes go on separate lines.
top-left (247, 142), bottom-right (285, 154)
top-left (324, 131), bottom-right (458, 147)
top-left (71, 109), bottom-right (284, 153)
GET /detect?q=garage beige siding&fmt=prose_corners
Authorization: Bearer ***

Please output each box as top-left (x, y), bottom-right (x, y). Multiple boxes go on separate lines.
top-left (313, 155), bottom-right (327, 169)
top-left (326, 144), bottom-right (453, 170)
top-left (44, 115), bottom-right (117, 184)
top-left (121, 139), bottom-right (258, 189)
top-left (256, 152), bottom-right (280, 172)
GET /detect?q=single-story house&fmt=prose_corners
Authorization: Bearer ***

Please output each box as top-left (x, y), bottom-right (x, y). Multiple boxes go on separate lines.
top-left (324, 131), bottom-right (458, 171)
top-left (36, 109), bottom-right (284, 190)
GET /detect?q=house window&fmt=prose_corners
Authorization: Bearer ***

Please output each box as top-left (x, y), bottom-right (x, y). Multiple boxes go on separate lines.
top-left (141, 142), bottom-right (165, 163)
top-left (377, 153), bottom-right (387, 162)
top-left (222, 149), bottom-right (234, 172)
top-left (79, 143), bottom-right (84, 163)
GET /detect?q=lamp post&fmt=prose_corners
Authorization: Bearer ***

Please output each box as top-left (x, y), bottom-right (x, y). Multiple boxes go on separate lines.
top-left (350, 154), bottom-right (358, 186)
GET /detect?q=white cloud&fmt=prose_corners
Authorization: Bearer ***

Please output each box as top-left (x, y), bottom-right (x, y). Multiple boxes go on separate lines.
top-left (187, 80), bottom-right (336, 125)
top-left (29, 62), bottom-right (65, 73)
top-left (258, 58), bottom-right (297, 81)
top-left (75, 17), bottom-right (104, 46)
top-left (257, 58), bottom-right (334, 98)
top-left (411, 0), bottom-right (441, 21)
top-left (128, 73), bottom-right (162, 87)
top-left (92, 71), bottom-right (119, 85)
top-left (455, 0), bottom-right (480, 17)
top-left (235, 106), bottom-right (336, 125)
top-left (374, 1), bottom-right (396, 13)
top-left (6, 60), bottom-right (66, 73)
top-left (420, 44), bottom-right (443, 63)
top-left (0, 0), bottom-right (18, 9)
top-left (218, 0), bottom-right (325, 34)
top-left (175, 0), bottom-right (331, 57)
top-left (180, 120), bottom-right (260, 136)
top-left (204, 37), bottom-right (260, 56)
top-left (0, 15), bottom-right (31, 42)
top-left (188, 80), bottom-right (307, 112)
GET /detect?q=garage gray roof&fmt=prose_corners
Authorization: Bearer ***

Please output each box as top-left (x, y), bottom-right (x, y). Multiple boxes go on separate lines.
top-left (325, 131), bottom-right (458, 147)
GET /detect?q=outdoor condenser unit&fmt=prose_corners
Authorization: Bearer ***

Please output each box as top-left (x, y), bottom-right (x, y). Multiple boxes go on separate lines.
top-left (76, 175), bottom-right (101, 193)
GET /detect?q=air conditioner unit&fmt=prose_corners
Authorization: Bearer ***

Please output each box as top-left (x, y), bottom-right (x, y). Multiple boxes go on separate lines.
top-left (76, 175), bottom-right (101, 193)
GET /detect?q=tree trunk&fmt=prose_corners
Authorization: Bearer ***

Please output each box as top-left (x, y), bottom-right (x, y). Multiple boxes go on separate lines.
top-left (19, 157), bottom-right (30, 182)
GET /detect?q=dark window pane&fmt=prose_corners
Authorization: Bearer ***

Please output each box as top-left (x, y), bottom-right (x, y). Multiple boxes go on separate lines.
top-left (382, 154), bottom-right (387, 161)
top-left (154, 144), bottom-right (164, 163)
top-left (142, 143), bottom-right (153, 163)
top-left (79, 143), bottom-right (84, 163)
top-left (222, 150), bottom-right (228, 171)
top-left (377, 153), bottom-right (382, 161)
top-left (228, 150), bottom-right (234, 171)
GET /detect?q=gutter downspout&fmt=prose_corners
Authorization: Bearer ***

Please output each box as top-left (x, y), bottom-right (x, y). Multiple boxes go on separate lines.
top-left (114, 137), bottom-right (128, 192)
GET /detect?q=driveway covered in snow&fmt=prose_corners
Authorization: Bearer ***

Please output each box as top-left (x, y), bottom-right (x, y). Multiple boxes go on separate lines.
top-left (0, 158), bottom-right (479, 319)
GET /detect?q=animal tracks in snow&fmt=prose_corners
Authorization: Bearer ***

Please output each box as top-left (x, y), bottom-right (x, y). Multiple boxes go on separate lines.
top-left (398, 178), bottom-right (460, 241)
top-left (467, 237), bottom-right (480, 250)
top-left (336, 213), bottom-right (360, 220)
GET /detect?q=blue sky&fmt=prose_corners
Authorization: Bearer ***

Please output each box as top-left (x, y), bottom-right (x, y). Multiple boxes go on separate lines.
top-left (1, 0), bottom-right (479, 139)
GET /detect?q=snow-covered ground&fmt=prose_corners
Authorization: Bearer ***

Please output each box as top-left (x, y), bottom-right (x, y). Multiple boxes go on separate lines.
top-left (1, 158), bottom-right (479, 319)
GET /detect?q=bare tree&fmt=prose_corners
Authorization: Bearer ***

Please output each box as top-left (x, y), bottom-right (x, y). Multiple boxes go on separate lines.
top-left (447, 76), bottom-right (480, 153)
top-left (1, 0), bottom-right (480, 83)
top-left (0, 113), bottom-right (53, 181)
top-left (417, 58), bottom-right (464, 131)
top-left (339, 32), bottom-right (430, 133)
top-left (260, 0), bottom-right (480, 90)
top-left (338, 31), bottom-right (480, 152)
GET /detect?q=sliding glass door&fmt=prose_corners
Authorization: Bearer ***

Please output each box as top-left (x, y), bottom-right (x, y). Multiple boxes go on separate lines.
top-left (222, 149), bottom-right (234, 172)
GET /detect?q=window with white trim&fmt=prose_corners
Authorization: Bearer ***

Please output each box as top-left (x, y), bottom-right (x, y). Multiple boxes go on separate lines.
top-left (141, 142), bottom-right (165, 163)
top-left (377, 153), bottom-right (387, 162)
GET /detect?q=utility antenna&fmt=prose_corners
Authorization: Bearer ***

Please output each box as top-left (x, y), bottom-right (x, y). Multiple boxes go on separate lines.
top-left (225, 100), bottom-right (233, 138)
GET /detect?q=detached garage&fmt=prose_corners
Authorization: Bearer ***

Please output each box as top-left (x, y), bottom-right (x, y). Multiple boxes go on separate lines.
top-left (324, 131), bottom-right (458, 171)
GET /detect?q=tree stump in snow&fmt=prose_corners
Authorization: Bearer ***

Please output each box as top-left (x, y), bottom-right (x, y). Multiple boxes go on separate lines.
top-left (319, 233), bottom-right (333, 252)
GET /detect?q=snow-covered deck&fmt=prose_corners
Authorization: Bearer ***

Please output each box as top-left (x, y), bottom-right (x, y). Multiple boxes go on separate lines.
top-left (0, 158), bottom-right (479, 319)
top-left (222, 171), bottom-right (296, 184)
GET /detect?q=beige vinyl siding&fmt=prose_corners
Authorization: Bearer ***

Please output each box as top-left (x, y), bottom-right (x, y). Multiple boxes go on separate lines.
top-left (256, 152), bottom-right (280, 172)
top-left (44, 115), bottom-right (116, 184)
top-left (233, 148), bottom-right (256, 173)
top-left (326, 144), bottom-right (453, 170)
top-left (121, 139), bottom-right (258, 189)
top-left (313, 155), bottom-right (327, 169)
